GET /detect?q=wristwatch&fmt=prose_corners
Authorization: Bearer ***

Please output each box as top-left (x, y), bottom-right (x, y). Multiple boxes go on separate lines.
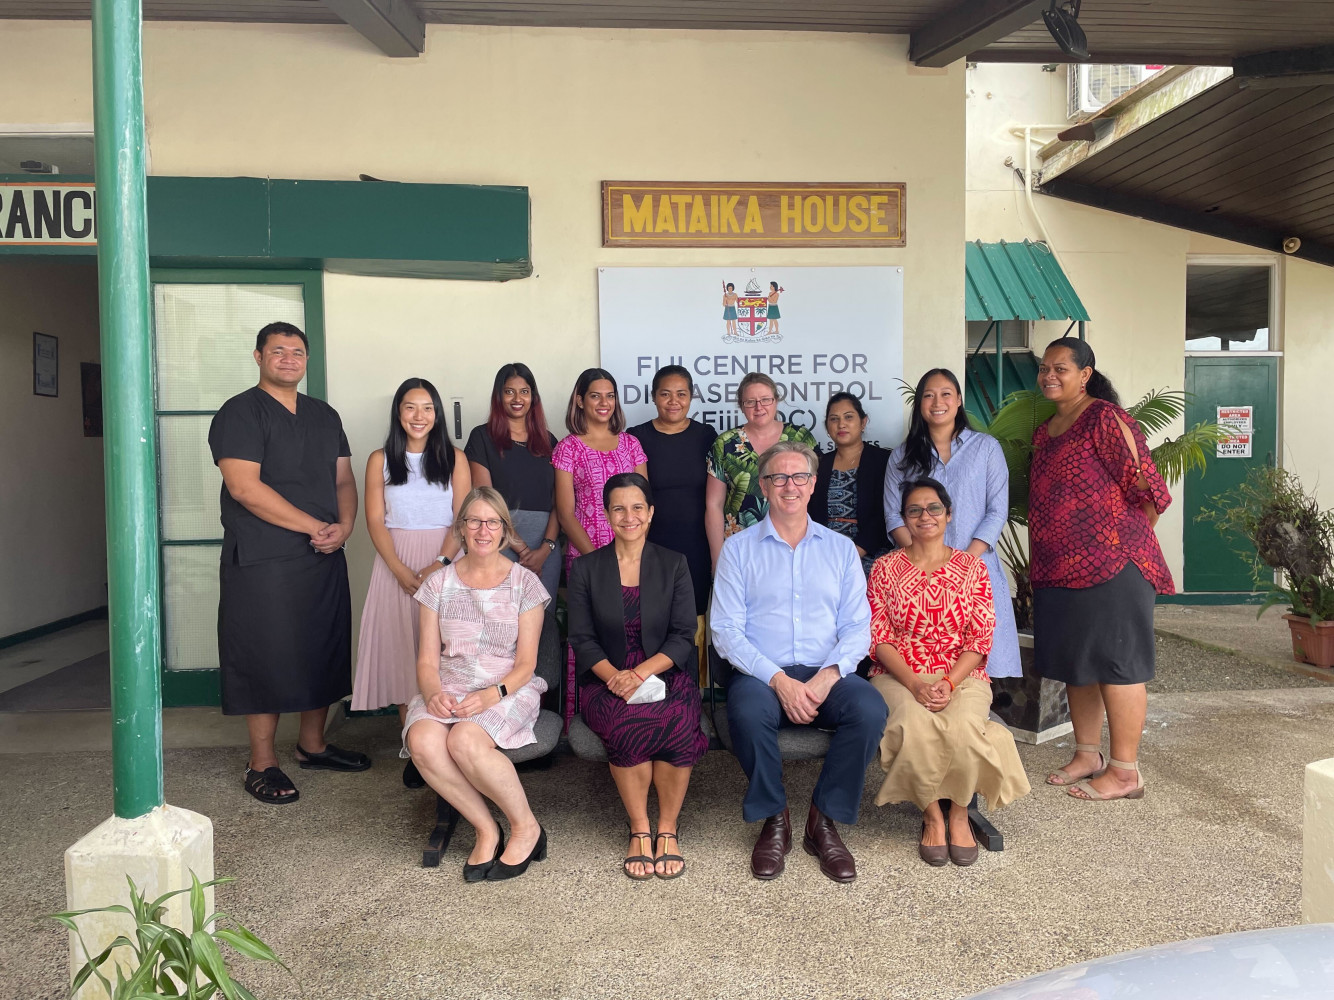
top-left (542, 537), bottom-right (557, 552)
top-left (436, 555), bottom-right (451, 566)
top-left (495, 683), bottom-right (509, 698)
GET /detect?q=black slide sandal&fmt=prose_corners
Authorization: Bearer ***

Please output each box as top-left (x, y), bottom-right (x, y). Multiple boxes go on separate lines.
top-left (244, 766), bottom-right (299, 804)
top-left (295, 743), bottom-right (372, 772)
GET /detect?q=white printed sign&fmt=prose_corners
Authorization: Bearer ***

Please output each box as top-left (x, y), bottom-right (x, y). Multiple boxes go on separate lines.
top-left (597, 266), bottom-right (904, 451)
top-left (0, 182), bottom-right (97, 245)
top-left (1217, 405), bottom-right (1253, 458)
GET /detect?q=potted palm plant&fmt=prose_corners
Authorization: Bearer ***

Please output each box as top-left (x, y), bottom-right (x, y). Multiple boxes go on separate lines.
top-left (975, 387), bottom-right (1219, 738)
top-left (1197, 465), bottom-right (1334, 668)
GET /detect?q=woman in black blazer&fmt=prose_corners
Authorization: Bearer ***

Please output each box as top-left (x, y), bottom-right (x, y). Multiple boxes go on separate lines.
top-left (568, 473), bottom-right (709, 881)
top-left (809, 392), bottom-right (893, 575)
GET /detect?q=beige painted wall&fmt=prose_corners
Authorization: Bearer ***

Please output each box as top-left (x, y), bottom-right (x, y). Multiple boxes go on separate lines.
top-left (1283, 258), bottom-right (1334, 507)
top-left (0, 20), bottom-right (965, 618)
top-left (0, 260), bottom-right (106, 636)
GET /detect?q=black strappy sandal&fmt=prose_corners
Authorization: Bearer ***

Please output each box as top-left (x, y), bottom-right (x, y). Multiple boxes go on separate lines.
top-left (244, 765), bottom-right (299, 804)
top-left (624, 831), bottom-right (655, 881)
top-left (654, 831), bottom-right (685, 880)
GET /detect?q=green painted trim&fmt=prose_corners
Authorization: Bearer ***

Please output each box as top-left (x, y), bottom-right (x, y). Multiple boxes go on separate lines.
top-left (156, 410), bottom-right (221, 417)
top-left (161, 539), bottom-right (223, 547)
top-left (1156, 593), bottom-right (1265, 606)
top-left (162, 668), bottom-right (220, 707)
top-left (0, 606), bottom-right (108, 650)
top-left (2, 174), bottom-right (532, 280)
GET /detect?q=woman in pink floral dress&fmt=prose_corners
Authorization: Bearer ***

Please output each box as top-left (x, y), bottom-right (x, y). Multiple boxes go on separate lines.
top-left (552, 368), bottom-right (648, 721)
top-left (404, 487), bottom-right (551, 882)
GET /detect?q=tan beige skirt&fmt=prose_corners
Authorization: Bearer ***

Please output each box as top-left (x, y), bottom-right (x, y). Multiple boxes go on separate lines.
top-left (871, 674), bottom-right (1031, 811)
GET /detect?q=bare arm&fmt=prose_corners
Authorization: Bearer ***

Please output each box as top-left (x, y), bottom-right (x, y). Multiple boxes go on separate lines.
top-left (468, 460), bottom-right (492, 488)
top-left (416, 450), bottom-right (469, 580)
top-left (555, 468), bottom-right (596, 556)
top-left (705, 474), bottom-right (727, 571)
top-left (418, 599), bottom-right (457, 719)
top-left (890, 526), bottom-right (913, 550)
top-left (218, 458), bottom-right (326, 539)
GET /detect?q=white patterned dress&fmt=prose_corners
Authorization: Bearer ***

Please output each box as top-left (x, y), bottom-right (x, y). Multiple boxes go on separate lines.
top-left (401, 562), bottom-right (551, 752)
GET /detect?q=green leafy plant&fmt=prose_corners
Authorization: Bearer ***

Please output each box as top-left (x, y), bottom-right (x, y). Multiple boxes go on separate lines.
top-left (1196, 465), bottom-right (1334, 622)
top-left (49, 872), bottom-right (287, 999)
top-left (971, 388), bottom-right (1219, 629)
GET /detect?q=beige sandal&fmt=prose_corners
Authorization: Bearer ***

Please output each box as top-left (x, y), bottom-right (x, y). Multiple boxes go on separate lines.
top-left (1046, 744), bottom-right (1106, 786)
top-left (1068, 758), bottom-right (1145, 801)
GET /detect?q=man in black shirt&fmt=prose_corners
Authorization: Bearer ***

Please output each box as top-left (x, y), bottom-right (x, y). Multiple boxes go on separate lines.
top-left (209, 321), bottom-right (370, 804)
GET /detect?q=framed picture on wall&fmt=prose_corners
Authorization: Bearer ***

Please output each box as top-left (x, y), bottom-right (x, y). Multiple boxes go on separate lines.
top-left (81, 362), bottom-right (103, 437)
top-left (33, 332), bottom-right (58, 397)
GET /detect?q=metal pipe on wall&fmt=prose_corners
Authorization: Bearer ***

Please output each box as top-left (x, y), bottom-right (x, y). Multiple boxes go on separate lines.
top-left (92, 0), bottom-right (164, 819)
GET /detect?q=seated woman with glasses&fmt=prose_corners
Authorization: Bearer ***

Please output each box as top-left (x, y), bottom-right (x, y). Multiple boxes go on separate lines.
top-left (404, 487), bottom-right (551, 882)
top-left (706, 371), bottom-right (816, 572)
top-left (568, 473), bottom-right (708, 880)
top-left (865, 477), bottom-right (1030, 868)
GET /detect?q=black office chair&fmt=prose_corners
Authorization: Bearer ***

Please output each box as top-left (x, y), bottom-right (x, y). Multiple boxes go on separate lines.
top-left (421, 609), bottom-right (564, 867)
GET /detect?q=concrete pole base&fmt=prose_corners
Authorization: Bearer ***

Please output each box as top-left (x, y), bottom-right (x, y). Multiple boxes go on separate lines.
top-left (64, 805), bottom-right (214, 998)
top-left (1304, 758), bottom-right (1334, 923)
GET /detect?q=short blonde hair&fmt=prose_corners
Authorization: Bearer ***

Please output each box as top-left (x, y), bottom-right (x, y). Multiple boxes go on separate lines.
top-left (453, 486), bottom-right (521, 554)
top-left (757, 440), bottom-right (818, 477)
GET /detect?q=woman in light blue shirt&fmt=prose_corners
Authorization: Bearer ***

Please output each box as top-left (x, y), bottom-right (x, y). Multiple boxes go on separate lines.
top-left (883, 369), bottom-right (1021, 679)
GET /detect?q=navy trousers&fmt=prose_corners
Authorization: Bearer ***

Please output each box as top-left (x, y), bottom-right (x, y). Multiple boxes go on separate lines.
top-left (726, 665), bottom-right (888, 824)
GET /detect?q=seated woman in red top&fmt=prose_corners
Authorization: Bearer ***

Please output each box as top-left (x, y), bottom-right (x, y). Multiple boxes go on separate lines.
top-left (866, 477), bottom-right (1030, 867)
top-left (1029, 337), bottom-right (1173, 803)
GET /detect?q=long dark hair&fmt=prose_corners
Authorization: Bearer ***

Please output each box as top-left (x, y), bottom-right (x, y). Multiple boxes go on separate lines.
top-left (1045, 337), bottom-right (1120, 406)
top-left (566, 368), bottom-right (626, 435)
top-left (385, 378), bottom-right (454, 486)
top-left (897, 368), bottom-right (968, 478)
top-left (485, 362), bottom-right (552, 457)
top-left (825, 391), bottom-right (867, 420)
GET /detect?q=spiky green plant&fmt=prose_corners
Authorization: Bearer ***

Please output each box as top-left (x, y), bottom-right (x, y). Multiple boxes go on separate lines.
top-left (48, 873), bottom-right (288, 1000)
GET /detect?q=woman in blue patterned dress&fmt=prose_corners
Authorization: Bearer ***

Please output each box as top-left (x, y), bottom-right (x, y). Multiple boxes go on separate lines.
top-left (883, 369), bottom-right (1022, 680)
top-left (810, 392), bottom-right (891, 576)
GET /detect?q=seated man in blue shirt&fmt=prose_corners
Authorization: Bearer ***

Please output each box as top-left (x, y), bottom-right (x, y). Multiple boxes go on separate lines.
top-left (711, 440), bottom-right (887, 883)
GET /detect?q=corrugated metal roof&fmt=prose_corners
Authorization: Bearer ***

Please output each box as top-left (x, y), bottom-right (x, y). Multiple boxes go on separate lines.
top-left (965, 239), bottom-right (1091, 322)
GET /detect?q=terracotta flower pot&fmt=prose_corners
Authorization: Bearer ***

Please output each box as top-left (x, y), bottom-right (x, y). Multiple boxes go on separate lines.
top-left (1282, 614), bottom-right (1334, 669)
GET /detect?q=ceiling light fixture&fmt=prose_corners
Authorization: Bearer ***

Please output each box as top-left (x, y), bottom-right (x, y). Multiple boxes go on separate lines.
top-left (1043, 0), bottom-right (1090, 62)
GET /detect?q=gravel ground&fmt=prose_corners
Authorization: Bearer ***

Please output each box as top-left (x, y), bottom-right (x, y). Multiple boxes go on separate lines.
top-left (1149, 631), bottom-right (1328, 693)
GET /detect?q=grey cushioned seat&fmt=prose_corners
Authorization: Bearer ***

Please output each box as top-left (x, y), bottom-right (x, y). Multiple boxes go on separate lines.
top-left (505, 709), bottom-right (562, 764)
top-left (709, 701), bottom-right (833, 760)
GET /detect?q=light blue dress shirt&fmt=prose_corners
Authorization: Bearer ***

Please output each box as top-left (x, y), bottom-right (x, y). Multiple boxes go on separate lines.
top-left (711, 515), bottom-right (873, 686)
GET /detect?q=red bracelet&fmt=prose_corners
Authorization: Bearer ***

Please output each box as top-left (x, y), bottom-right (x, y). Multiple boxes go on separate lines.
top-left (942, 674), bottom-right (956, 692)
top-left (631, 670), bottom-right (646, 682)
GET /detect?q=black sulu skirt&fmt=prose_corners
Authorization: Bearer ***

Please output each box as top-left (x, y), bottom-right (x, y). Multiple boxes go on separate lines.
top-left (218, 547), bottom-right (352, 715)
top-left (1033, 562), bottom-right (1156, 686)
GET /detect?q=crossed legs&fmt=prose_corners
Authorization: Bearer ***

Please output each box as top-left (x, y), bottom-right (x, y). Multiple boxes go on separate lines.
top-left (407, 721), bottom-right (542, 866)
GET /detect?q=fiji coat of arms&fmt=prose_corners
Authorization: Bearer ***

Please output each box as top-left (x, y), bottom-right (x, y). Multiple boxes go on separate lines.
top-left (722, 278), bottom-right (783, 344)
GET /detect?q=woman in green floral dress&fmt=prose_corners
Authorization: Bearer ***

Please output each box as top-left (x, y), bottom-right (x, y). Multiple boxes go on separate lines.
top-left (704, 372), bottom-right (818, 571)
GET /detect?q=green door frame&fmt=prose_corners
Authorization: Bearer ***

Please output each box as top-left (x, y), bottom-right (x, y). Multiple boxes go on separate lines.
top-left (150, 268), bottom-right (326, 707)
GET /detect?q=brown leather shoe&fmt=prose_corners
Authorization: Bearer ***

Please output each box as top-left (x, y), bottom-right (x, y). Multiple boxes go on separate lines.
top-left (802, 804), bottom-right (857, 883)
top-left (918, 822), bottom-right (949, 867)
top-left (750, 807), bottom-right (792, 880)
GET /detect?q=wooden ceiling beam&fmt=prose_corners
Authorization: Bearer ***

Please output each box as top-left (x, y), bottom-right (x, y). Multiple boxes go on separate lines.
top-left (909, 0), bottom-right (1046, 68)
top-left (321, 0), bottom-right (424, 56)
top-left (1235, 43), bottom-right (1334, 89)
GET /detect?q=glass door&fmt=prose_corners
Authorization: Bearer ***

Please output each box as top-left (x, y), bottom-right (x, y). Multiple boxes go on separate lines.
top-left (150, 270), bottom-right (324, 705)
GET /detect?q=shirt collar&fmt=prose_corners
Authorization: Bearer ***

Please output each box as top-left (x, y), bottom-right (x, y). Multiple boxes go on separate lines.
top-left (759, 514), bottom-right (826, 544)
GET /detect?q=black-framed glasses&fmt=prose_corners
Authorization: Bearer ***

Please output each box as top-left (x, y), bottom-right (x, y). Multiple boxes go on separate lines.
top-left (462, 517), bottom-right (503, 530)
top-left (761, 472), bottom-right (814, 487)
top-left (904, 503), bottom-right (947, 519)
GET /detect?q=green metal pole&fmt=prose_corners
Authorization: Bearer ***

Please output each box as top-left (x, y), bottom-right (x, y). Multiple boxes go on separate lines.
top-left (995, 320), bottom-right (1004, 409)
top-left (93, 0), bottom-right (164, 819)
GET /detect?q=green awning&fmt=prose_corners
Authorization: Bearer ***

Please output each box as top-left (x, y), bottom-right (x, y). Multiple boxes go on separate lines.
top-left (965, 239), bottom-right (1090, 322)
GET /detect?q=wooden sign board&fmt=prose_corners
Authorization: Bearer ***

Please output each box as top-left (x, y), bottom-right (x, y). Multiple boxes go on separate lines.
top-left (602, 181), bottom-right (905, 248)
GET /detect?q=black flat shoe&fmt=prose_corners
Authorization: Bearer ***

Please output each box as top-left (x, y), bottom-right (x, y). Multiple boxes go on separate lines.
top-left (402, 759), bottom-right (426, 788)
top-left (463, 831), bottom-right (505, 883)
top-left (295, 743), bottom-right (372, 772)
top-left (485, 826), bottom-right (547, 881)
top-left (244, 765), bottom-right (299, 805)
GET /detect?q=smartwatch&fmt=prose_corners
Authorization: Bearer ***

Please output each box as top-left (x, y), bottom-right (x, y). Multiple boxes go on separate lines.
top-left (496, 683), bottom-right (509, 698)
top-left (543, 537), bottom-right (557, 552)
top-left (436, 555), bottom-right (451, 566)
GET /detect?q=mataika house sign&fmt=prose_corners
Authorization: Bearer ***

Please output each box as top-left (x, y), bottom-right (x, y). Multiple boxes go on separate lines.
top-left (602, 181), bottom-right (905, 248)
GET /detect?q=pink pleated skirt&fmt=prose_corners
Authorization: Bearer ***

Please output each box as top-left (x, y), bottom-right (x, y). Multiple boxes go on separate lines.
top-left (351, 526), bottom-right (449, 711)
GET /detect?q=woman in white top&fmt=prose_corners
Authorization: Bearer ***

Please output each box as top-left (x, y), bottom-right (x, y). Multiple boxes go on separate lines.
top-left (352, 378), bottom-right (470, 787)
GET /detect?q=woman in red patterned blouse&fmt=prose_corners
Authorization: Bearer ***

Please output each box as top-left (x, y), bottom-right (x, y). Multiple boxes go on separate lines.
top-left (867, 477), bottom-right (1030, 867)
top-left (1030, 337), bottom-right (1173, 803)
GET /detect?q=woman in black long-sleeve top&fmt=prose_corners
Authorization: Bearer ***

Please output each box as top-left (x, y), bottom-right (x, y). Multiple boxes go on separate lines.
top-left (568, 473), bottom-right (708, 881)
top-left (810, 392), bottom-right (892, 575)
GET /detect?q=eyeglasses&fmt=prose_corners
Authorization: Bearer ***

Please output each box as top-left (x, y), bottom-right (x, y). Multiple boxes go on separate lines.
top-left (904, 503), bottom-right (947, 519)
top-left (462, 517), bottom-right (503, 531)
top-left (741, 396), bottom-right (776, 410)
top-left (761, 472), bottom-right (814, 487)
